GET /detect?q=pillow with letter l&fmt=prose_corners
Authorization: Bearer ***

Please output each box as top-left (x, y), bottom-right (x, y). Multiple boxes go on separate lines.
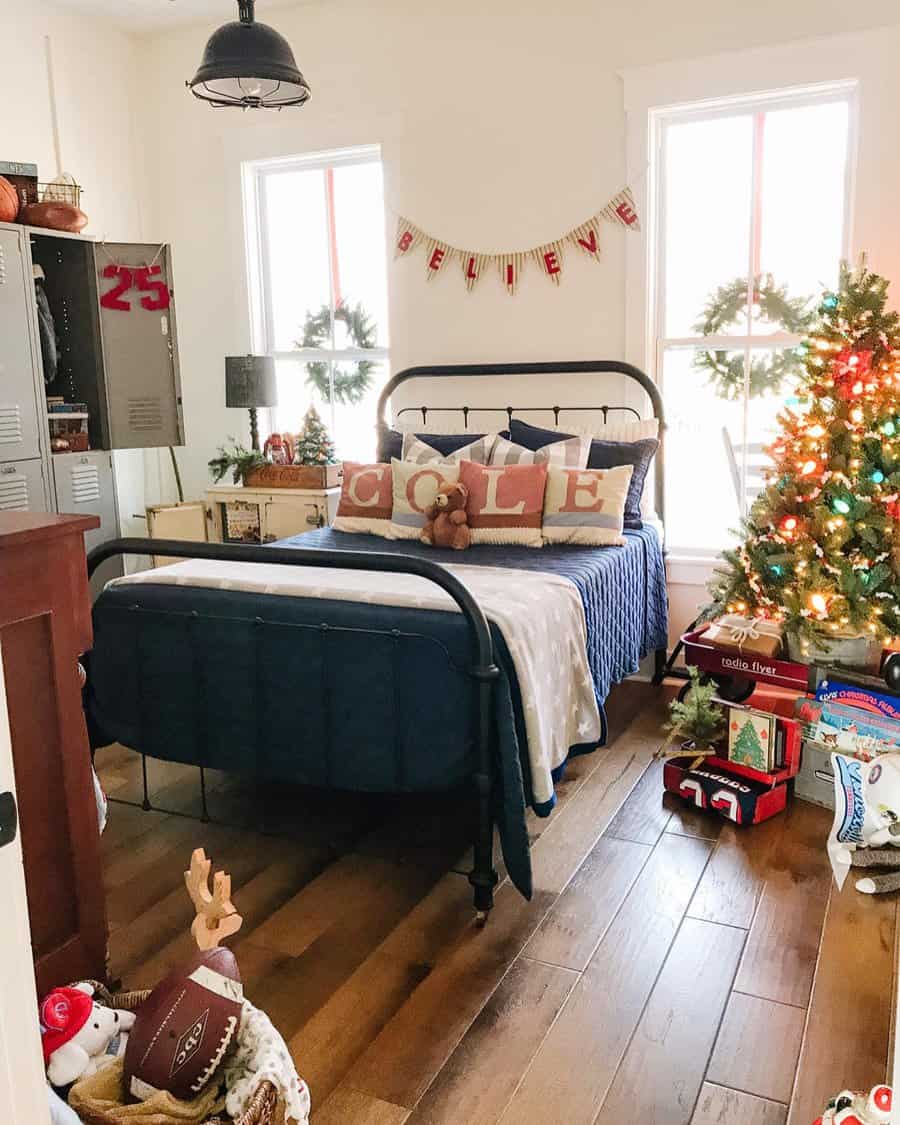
top-left (458, 460), bottom-right (548, 547)
top-left (333, 462), bottom-right (394, 537)
top-left (542, 464), bottom-right (634, 546)
top-left (390, 458), bottom-right (461, 540)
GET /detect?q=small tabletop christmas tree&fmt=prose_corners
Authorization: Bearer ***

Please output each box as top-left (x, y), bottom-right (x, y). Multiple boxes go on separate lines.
top-left (710, 259), bottom-right (900, 653)
top-left (294, 405), bottom-right (338, 466)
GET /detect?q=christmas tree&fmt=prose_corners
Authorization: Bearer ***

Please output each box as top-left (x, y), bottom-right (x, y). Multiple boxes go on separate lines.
top-left (731, 719), bottom-right (765, 770)
top-left (294, 405), bottom-right (338, 465)
top-left (709, 260), bottom-right (900, 649)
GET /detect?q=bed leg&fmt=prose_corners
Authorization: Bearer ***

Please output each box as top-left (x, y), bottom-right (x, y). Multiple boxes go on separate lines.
top-left (469, 678), bottom-right (498, 925)
top-left (140, 754), bottom-right (151, 812)
top-left (199, 766), bottom-right (210, 823)
top-left (652, 647), bottom-right (667, 686)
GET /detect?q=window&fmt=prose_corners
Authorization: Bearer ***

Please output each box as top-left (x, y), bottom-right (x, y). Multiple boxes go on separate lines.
top-left (649, 84), bottom-right (856, 554)
top-left (244, 146), bottom-right (389, 461)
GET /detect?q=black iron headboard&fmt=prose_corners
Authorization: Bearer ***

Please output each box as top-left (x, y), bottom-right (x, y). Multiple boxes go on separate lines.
top-left (376, 360), bottom-right (665, 525)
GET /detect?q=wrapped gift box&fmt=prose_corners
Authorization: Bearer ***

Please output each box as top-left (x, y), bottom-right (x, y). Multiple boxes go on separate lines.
top-left (704, 613), bottom-right (783, 658)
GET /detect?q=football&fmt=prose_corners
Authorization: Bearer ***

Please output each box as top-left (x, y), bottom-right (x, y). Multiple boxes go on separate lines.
top-left (0, 176), bottom-right (19, 222)
top-left (20, 201), bottom-right (88, 233)
top-left (124, 946), bottom-right (243, 1102)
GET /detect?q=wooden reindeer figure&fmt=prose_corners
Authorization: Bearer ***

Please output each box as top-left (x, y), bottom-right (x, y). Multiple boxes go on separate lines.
top-left (184, 847), bottom-right (244, 950)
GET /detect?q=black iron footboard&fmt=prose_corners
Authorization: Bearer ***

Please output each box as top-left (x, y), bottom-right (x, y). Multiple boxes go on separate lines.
top-left (86, 537), bottom-right (501, 919)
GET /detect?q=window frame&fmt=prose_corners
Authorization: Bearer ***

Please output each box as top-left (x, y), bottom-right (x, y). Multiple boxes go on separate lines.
top-left (241, 144), bottom-right (390, 431)
top-left (643, 80), bottom-right (858, 557)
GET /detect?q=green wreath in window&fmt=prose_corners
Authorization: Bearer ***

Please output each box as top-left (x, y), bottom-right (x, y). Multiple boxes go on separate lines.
top-left (692, 275), bottom-right (814, 400)
top-left (296, 301), bottom-right (378, 406)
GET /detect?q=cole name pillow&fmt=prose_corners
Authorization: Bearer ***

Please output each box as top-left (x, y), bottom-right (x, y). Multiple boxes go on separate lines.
top-left (334, 462), bottom-right (394, 537)
top-left (459, 460), bottom-right (547, 546)
top-left (542, 464), bottom-right (633, 545)
top-left (390, 458), bottom-right (461, 540)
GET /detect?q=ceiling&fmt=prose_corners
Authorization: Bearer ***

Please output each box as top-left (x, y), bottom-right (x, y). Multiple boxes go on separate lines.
top-left (51, 0), bottom-right (305, 34)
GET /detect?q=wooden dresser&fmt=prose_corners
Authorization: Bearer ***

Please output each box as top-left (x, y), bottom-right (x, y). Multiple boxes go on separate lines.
top-left (0, 512), bottom-right (108, 996)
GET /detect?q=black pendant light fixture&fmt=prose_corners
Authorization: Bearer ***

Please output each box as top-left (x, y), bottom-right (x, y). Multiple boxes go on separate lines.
top-left (187, 0), bottom-right (311, 110)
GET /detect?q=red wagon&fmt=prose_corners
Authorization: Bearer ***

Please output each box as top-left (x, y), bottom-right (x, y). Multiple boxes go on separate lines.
top-left (679, 625), bottom-right (810, 703)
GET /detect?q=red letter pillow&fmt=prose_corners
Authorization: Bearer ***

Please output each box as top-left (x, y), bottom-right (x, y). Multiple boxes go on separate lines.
top-left (542, 464), bottom-right (633, 545)
top-left (333, 462), bottom-right (394, 537)
top-left (390, 459), bottom-right (461, 540)
top-left (459, 460), bottom-right (548, 546)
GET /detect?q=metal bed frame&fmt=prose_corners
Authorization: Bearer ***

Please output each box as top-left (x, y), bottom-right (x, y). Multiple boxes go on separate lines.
top-left (86, 360), bottom-right (666, 921)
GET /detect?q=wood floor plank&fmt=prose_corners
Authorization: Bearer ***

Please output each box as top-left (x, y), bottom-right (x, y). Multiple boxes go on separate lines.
top-left (594, 917), bottom-right (746, 1125)
top-left (688, 815), bottom-right (786, 929)
top-left (664, 791), bottom-right (724, 841)
top-left (524, 834), bottom-right (651, 970)
top-left (313, 1088), bottom-right (409, 1125)
top-left (604, 758), bottom-right (672, 845)
top-left (498, 833), bottom-right (713, 1125)
top-left (707, 993), bottom-right (804, 1104)
top-left (787, 882), bottom-right (894, 1125)
top-left (733, 801), bottom-right (832, 1007)
top-left (691, 1084), bottom-right (787, 1125)
top-left (404, 957), bottom-right (576, 1125)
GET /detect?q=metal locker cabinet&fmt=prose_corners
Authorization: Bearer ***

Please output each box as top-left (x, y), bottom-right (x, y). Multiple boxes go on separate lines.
top-left (51, 450), bottom-right (122, 594)
top-left (0, 459), bottom-right (48, 511)
top-left (0, 226), bottom-right (43, 462)
top-left (93, 242), bottom-right (184, 449)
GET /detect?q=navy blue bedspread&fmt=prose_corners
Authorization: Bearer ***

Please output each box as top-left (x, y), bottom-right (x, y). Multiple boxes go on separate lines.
top-left (88, 528), bottom-right (667, 900)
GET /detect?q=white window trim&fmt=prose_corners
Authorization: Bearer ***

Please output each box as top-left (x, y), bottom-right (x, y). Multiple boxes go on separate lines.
top-left (621, 36), bottom-right (864, 561)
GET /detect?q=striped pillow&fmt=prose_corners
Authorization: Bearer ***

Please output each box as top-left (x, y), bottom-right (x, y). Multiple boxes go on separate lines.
top-left (542, 464), bottom-right (634, 546)
top-left (401, 431), bottom-right (497, 465)
top-left (333, 462), bottom-right (394, 538)
top-left (390, 458), bottom-right (461, 540)
top-left (459, 460), bottom-right (548, 547)
top-left (491, 432), bottom-right (589, 468)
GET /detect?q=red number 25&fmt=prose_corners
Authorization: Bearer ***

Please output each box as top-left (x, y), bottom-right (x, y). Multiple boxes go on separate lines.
top-left (100, 264), bottom-right (170, 311)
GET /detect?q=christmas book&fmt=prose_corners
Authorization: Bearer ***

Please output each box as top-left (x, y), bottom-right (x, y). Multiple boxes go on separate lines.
top-left (728, 706), bottom-right (776, 772)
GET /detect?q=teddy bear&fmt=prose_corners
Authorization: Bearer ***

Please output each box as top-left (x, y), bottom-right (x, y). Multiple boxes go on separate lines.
top-left (421, 480), bottom-right (470, 550)
top-left (40, 982), bottom-right (136, 1088)
top-left (814, 1084), bottom-right (892, 1124)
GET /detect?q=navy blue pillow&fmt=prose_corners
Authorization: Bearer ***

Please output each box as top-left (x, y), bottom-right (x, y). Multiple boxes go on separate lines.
top-left (377, 429), bottom-right (510, 462)
top-left (508, 418), bottom-right (658, 529)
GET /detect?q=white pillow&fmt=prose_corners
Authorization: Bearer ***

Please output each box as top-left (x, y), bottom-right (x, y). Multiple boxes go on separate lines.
top-left (550, 417), bottom-right (659, 442)
top-left (491, 432), bottom-right (590, 468)
top-left (401, 432), bottom-right (497, 465)
top-left (389, 458), bottom-right (461, 540)
top-left (542, 464), bottom-right (634, 546)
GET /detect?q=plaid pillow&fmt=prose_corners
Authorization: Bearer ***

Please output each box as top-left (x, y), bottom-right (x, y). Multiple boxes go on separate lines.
top-left (390, 458), bottom-right (461, 540)
top-left (491, 432), bottom-right (589, 468)
top-left (542, 464), bottom-right (634, 546)
top-left (333, 462), bottom-right (394, 537)
top-left (459, 460), bottom-right (548, 547)
top-left (401, 432), bottom-right (497, 465)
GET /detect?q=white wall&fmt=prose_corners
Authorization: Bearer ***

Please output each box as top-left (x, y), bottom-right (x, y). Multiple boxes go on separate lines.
top-left (134, 0), bottom-right (900, 640)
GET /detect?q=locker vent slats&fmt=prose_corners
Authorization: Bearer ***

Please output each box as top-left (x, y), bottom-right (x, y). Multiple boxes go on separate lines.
top-left (0, 242), bottom-right (6, 285)
top-left (70, 464), bottom-right (101, 504)
top-left (0, 475), bottom-right (29, 511)
top-left (0, 405), bottom-right (22, 445)
top-left (127, 397), bottom-right (164, 432)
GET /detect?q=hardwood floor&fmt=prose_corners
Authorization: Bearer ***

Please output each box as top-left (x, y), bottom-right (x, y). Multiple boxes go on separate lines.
top-left (96, 682), bottom-right (895, 1124)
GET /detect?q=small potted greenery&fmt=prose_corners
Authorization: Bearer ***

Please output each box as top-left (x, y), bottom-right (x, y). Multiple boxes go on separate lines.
top-left (208, 439), bottom-right (266, 486)
top-left (661, 666), bottom-right (726, 762)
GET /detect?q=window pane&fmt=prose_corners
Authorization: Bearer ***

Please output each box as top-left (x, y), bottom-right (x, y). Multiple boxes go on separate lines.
top-left (663, 114), bottom-right (754, 338)
top-left (331, 162), bottom-right (389, 348)
top-left (757, 100), bottom-right (848, 316)
top-left (263, 168), bottom-right (331, 352)
top-left (330, 360), bottom-right (389, 463)
top-left (271, 359), bottom-right (317, 434)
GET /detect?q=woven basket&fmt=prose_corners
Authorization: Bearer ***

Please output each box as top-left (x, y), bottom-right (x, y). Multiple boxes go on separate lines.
top-left (86, 984), bottom-right (278, 1125)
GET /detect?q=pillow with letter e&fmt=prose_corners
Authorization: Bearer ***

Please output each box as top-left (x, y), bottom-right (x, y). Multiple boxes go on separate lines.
top-left (458, 460), bottom-right (548, 547)
top-left (390, 458), bottom-right (460, 540)
top-left (333, 462), bottom-right (394, 537)
top-left (542, 464), bottom-right (633, 546)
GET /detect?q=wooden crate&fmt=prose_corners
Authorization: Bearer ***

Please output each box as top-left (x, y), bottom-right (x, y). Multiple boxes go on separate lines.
top-left (244, 463), bottom-right (342, 489)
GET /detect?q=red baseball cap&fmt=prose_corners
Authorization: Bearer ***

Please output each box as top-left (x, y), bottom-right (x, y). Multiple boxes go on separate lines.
top-left (40, 987), bottom-right (94, 1065)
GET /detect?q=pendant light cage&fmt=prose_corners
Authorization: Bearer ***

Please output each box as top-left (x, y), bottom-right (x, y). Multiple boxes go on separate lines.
top-left (187, 0), bottom-right (311, 110)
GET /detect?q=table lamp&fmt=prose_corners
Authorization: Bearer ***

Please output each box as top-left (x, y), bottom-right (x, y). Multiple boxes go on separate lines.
top-left (225, 355), bottom-right (277, 451)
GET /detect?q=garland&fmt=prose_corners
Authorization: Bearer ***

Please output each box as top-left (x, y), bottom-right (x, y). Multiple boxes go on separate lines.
top-left (692, 275), bottom-right (814, 400)
top-left (297, 301), bottom-right (377, 406)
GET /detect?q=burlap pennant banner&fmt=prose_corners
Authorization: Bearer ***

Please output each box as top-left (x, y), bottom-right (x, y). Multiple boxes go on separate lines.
top-left (394, 187), bottom-right (639, 294)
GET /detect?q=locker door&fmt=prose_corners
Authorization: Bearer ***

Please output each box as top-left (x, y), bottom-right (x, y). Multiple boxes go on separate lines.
top-left (0, 459), bottom-right (47, 512)
top-left (93, 242), bottom-right (184, 450)
top-left (0, 228), bottom-right (42, 462)
top-left (51, 451), bottom-right (117, 553)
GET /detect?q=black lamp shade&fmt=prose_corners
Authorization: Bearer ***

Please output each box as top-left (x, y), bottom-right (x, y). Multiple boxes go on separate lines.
top-left (225, 355), bottom-right (278, 408)
top-left (188, 0), bottom-right (311, 110)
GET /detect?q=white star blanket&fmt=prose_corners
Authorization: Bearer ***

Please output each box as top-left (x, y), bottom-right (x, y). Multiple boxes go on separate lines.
top-left (109, 559), bottom-right (602, 806)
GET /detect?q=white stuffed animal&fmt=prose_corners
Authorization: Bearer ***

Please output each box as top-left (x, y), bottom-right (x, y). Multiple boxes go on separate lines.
top-left (40, 982), bottom-right (135, 1087)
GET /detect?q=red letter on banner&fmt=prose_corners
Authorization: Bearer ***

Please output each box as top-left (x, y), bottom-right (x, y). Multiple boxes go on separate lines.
top-left (543, 250), bottom-right (561, 275)
top-left (577, 229), bottom-right (598, 254)
top-left (465, 256), bottom-right (478, 280)
top-left (615, 201), bottom-right (638, 226)
top-left (397, 230), bottom-right (413, 253)
top-left (506, 262), bottom-right (515, 288)
top-left (428, 247), bottom-right (445, 272)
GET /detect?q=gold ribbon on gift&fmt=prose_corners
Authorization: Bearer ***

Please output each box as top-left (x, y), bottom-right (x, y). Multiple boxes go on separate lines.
top-left (393, 187), bottom-right (640, 295)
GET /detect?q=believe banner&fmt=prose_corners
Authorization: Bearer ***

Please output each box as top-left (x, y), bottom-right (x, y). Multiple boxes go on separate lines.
top-left (394, 187), bottom-right (639, 295)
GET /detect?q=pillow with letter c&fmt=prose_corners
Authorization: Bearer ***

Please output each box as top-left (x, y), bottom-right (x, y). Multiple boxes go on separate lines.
top-left (390, 458), bottom-right (460, 540)
top-left (333, 462), bottom-right (394, 537)
top-left (542, 464), bottom-right (634, 546)
top-left (458, 460), bottom-right (547, 547)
